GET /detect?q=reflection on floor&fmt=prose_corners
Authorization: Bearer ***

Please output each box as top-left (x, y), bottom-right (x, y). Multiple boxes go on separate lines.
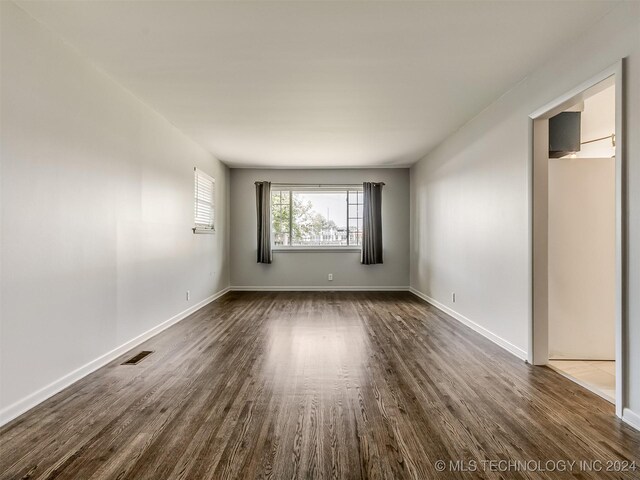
top-left (548, 360), bottom-right (615, 403)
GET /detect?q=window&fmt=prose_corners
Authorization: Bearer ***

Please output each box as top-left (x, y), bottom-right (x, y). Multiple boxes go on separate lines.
top-left (193, 168), bottom-right (215, 233)
top-left (271, 186), bottom-right (363, 248)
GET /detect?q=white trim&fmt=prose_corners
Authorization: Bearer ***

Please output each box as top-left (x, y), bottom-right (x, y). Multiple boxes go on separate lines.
top-left (272, 247), bottom-right (361, 253)
top-left (0, 287), bottom-right (231, 427)
top-left (231, 286), bottom-right (409, 292)
top-left (528, 60), bottom-right (626, 419)
top-left (614, 61), bottom-right (626, 419)
top-left (409, 288), bottom-right (528, 361)
top-left (622, 408), bottom-right (640, 432)
top-left (529, 65), bottom-right (617, 119)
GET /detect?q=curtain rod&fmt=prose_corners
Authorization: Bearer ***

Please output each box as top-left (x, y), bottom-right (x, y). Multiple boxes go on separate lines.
top-left (254, 182), bottom-right (385, 186)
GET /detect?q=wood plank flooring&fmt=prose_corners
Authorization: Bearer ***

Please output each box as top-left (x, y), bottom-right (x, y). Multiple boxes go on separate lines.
top-left (1, 291), bottom-right (638, 479)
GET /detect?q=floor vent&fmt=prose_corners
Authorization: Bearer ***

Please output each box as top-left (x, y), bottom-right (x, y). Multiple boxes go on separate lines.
top-left (122, 350), bottom-right (154, 365)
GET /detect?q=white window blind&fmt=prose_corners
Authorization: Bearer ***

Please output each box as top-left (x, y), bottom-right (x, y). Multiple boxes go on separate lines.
top-left (193, 168), bottom-right (215, 233)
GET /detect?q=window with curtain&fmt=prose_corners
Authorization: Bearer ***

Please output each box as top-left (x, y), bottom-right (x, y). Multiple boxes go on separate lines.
top-left (271, 186), bottom-right (363, 248)
top-left (193, 168), bottom-right (215, 233)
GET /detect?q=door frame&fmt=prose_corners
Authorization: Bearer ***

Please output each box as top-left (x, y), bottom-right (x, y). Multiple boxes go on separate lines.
top-left (527, 60), bottom-right (626, 418)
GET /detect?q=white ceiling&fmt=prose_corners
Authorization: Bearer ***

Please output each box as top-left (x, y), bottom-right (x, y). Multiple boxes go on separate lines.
top-left (17, 1), bottom-right (618, 168)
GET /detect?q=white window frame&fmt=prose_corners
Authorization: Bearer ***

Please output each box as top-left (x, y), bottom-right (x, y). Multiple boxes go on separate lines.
top-left (271, 184), bottom-right (362, 251)
top-left (193, 167), bottom-right (215, 234)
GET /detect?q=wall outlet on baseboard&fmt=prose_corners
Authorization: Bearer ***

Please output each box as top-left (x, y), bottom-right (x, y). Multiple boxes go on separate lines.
top-left (452, 292), bottom-right (456, 303)
top-left (328, 274), bottom-right (333, 281)
top-left (186, 290), bottom-right (191, 301)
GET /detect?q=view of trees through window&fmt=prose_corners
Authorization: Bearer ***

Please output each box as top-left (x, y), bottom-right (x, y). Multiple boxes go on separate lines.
top-left (272, 189), bottom-right (363, 247)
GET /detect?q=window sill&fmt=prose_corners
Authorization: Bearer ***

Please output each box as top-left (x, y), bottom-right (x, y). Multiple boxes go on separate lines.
top-left (272, 247), bottom-right (361, 253)
top-left (193, 228), bottom-right (215, 234)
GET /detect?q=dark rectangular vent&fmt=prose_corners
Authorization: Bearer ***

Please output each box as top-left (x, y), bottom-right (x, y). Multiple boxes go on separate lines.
top-left (549, 111), bottom-right (581, 158)
top-left (122, 350), bottom-right (154, 365)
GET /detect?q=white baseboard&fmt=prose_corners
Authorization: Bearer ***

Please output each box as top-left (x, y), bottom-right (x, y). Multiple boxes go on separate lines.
top-left (622, 408), bottom-right (640, 431)
top-left (0, 287), bottom-right (231, 427)
top-left (230, 286), bottom-right (410, 291)
top-left (409, 287), bottom-right (528, 361)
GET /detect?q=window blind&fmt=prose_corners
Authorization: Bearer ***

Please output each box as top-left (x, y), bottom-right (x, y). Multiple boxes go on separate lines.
top-left (194, 168), bottom-right (215, 232)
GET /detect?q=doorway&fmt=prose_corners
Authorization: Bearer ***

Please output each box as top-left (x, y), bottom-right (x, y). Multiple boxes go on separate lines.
top-left (529, 63), bottom-right (625, 416)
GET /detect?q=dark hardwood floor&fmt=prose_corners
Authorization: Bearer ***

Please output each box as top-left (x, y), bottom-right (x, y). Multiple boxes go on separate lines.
top-left (1, 291), bottom-right (638, 479)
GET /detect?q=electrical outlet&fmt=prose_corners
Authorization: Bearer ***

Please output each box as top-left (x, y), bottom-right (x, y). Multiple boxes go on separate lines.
top-left (452, 292), bottom-right (456, 303)
top-left (328, 273), bottom-right (333, 281)
top-left (186, 290), bottom-right (191, 301)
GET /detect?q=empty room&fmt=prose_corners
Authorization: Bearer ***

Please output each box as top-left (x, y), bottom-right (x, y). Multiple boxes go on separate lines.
top-left (1, 1), bottom-right (639, 479)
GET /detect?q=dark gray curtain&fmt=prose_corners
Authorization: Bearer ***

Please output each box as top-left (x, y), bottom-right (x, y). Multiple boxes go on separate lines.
top-left (255, 181), bottom-right (272, 264)
top-left (361, 182), bottom-right (383, 265)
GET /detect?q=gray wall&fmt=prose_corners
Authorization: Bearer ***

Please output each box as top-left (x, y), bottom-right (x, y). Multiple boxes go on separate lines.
top-left (230, 168), bottom-right (410, 288)
top-left (1, 2), bottom-right (230, 420)
top-left (410, 2), bottom-right (640, 425)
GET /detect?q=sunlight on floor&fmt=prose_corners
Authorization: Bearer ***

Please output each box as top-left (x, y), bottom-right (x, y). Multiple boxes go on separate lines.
top-left (548, 360), bottom-right (615, 403)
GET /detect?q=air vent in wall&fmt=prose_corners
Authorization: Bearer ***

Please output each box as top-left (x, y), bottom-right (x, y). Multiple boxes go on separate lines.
top-left (121, 350), bottom-right (154, 365)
